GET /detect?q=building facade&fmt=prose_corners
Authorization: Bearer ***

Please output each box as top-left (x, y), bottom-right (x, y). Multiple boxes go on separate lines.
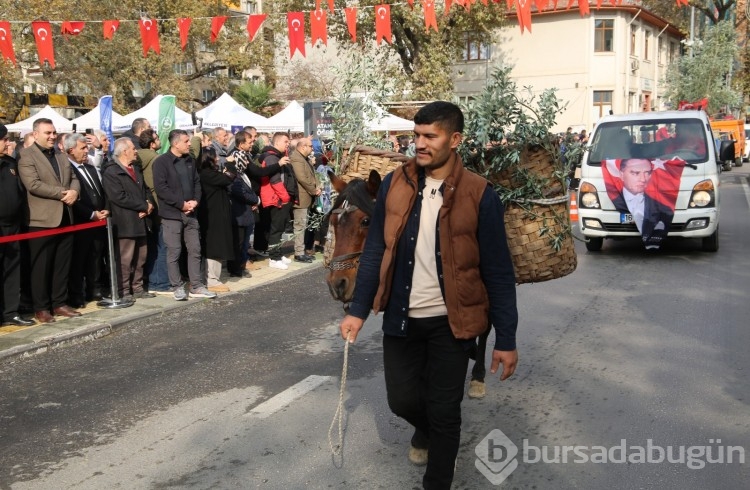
top-left (453, 2), bottom-right (684, 133)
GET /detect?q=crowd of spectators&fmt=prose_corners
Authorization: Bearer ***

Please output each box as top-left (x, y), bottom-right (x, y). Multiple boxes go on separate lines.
top-left (0, 118), bottom-right (334, 326)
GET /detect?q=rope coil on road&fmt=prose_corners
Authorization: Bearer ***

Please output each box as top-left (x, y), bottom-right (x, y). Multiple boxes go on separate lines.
top-left (328, 332), bottom-right (351, 457)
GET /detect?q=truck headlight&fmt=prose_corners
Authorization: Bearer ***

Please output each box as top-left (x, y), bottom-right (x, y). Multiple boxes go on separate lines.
top-left (579, 182), bottom-right (600, 209)
top-left (689, 180), bottom-right (715, 208)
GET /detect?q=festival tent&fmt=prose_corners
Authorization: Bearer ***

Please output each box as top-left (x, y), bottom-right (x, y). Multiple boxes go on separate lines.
top-left (70, 100), bottom-right (129, 132)
top-left (119, 95), bottom-right (194, 130)
top-left (365, 103), bottom-right (414, 132)
top-left (255, 100), bottom-right (304, 133)
top-left (5, 105), bottom-right (74, 133)
top-left (195, 92), bottom-right (267, 129)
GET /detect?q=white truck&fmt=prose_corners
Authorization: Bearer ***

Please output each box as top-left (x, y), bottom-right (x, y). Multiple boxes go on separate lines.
top-left (577, 111), bottom-right (732, 252)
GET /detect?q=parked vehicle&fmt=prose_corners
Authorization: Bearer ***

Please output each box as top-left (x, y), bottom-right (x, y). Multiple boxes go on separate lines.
top-left (577, 110), bottom-right (730, 252)
top-left (743, 124), bottom-right (750, 162)
top-left (710, 119), bottom-right (744, 169)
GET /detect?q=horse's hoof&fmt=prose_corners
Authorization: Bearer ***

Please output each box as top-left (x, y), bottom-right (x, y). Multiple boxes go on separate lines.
top-left (408, 446), bottom-right (428, 466)
top-left (468, 380), bottom-right (486, 399)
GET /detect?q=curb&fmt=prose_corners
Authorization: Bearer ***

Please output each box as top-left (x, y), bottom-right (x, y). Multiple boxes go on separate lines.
top-left (0, 262), bottom-right (323, 364)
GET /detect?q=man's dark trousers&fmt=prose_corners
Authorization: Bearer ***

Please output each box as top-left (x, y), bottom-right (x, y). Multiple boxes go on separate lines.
top-left (267, 202), bottom-right (291, 261)
top-left (383, 315), bottom-right (470, 490)
top-left (28, 218), bottom-right (74, 311)
top-left (0, 224), bottom-right (22, 320)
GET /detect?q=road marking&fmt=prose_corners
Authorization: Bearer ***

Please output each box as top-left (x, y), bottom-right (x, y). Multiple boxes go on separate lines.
top-left (247, 375), bottom-right (333, 419)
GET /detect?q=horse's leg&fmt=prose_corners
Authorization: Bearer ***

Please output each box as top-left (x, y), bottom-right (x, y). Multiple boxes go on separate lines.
top-left (468, 322), bottom-right (491, 399)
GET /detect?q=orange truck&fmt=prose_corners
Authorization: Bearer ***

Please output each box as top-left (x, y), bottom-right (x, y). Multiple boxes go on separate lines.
top-left (710, 119), bottom-right (745, 170)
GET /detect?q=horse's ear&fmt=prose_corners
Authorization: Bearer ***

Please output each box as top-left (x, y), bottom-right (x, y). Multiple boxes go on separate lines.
top-left (367, 170), bottom-right (382, 198)
top-left (329, 170), bottom-right (348, 193)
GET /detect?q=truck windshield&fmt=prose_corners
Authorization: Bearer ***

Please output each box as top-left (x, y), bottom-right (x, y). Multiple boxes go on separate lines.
top-left (587, 118), bottom-right (708, 166)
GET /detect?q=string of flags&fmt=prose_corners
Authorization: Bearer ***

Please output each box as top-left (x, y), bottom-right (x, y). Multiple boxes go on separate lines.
top-left (0, 0), bottom-right (688, 67)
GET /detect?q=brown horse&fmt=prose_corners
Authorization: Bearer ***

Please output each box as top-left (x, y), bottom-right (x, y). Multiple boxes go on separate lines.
top-left (324, 169), bottom-right (491, 399)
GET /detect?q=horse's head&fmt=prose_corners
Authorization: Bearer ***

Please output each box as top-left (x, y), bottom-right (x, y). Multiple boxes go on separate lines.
top-left (325, 170), bottom-right (381, 306)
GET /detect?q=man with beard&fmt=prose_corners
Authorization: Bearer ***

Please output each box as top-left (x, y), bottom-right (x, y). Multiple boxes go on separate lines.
top-left (338, 102), bottom-right (519, 489)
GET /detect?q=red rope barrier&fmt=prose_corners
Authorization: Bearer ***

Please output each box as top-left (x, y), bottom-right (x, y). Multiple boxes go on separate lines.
top-left (0, 220), bottom-right (107, 244)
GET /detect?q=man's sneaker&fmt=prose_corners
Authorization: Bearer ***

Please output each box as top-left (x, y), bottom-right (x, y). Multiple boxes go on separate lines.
top-left (268, 259), bottom-right (289, 270)
top-left (189, 287), bottom-right (218, 299)
top-left (281, 256), bottom-right (292, 265)
top-left (173, 287), bottom-right (188, 301)
top-left (294, 255), bottom-right (313, 263)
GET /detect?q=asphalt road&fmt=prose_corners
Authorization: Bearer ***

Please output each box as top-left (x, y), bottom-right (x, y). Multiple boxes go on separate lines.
top-left (1, 169), bottom-right (749, 489)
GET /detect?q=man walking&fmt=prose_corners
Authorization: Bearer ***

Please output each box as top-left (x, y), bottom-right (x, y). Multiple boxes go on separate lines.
top-left (289, 137), bottom-right (319, 263)
top-left (152, 129), bottom-right (216, 300)
top-left (338, 102), bottom-right (519, 489)
top-left (18, 118), bottom-right (83, 323)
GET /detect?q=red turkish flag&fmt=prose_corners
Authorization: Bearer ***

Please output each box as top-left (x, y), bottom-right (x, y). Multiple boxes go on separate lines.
top-left (445, 0), bottom-right (453, 15)
top-left (139, 18), bottom-right (160, 57)
top-left (314, 0), bottom-right (335, 10)
top-left (0, 21), bottom-right (17, 65)
top-left (579, 0), bottom-right (590, 15)
top-left (103, 20), bottom-right (119, 40)
top-left (31, 21), bottom-right (55, 69)
top-left (211, 16), bottom-right (227, 43)
top-left (247, 14), bottom-right (267, 41)
top-left (61, 22), bottom-right (85, 36)
top-left (423, 0), bottom-right (438, 32)
top-left (407, 0), bottom-right (414, 7)
top-left (534, 0), bottom-right (547, 10)
top-left (310, 10), bottom-right (327, 46)
top-left (345, 8), bottom-right (357, 42)
top-left (287, 12), bottom-right (306, 58)
top-left (374, 4), bottom-right (392, 45)
top-left (177, 18), bottom-right (191, 50)
top-left (515, 0), bottom-right (532, 33)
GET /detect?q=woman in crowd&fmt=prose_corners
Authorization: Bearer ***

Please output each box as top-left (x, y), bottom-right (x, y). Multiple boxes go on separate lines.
top-left (197, 146), bottom-right (235, 293)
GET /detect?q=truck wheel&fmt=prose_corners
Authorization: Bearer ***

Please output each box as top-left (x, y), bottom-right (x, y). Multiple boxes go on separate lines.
top-left (702, 229), bottom-right (719, 252)
top-left (585, 237), bottom-right (603, 252)
top-left (722, 161), bottom-right (732, 171)
top-left (735, 157), bottom-right (743, 167)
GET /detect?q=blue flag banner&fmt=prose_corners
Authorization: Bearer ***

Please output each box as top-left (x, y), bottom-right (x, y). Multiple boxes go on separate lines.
top-left (99, 95), bottom-right (114, 155)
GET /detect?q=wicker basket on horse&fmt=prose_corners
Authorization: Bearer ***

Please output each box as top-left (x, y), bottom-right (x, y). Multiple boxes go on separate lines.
top-left (339, 145), bottom-right (408, 183)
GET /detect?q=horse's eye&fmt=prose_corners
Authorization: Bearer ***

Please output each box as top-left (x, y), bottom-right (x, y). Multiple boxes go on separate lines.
top-left (361, 218), bottom-right (371, 227)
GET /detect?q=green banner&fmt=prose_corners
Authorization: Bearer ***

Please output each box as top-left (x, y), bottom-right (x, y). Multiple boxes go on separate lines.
top-left (157, 95), bottom-right (176, 154)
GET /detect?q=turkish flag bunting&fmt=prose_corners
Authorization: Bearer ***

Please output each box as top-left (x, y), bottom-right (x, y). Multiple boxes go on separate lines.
top-left (515, 0), bottom-right (532, 33)
top-left (579, 0), bottom-right (590, 15)
top-left (445, 0), bottom-right (453, 15)
top-left (596, 0), bottom-right (602, 8)
top-left (0, 22), bottom-right (16, 65)
top-left (139, 18), bottom-right (160, 57)
top-left (676, 0), bottom-right (688, 5)
top-left (177, 18), bottom-right (191, 50)
top-left (31, 21), bottom-right (55, 69)
top-left (103, 20), bottom-right (119, 40)
top-left (423, 0), bottom-right (438, 32)
top-left (211, 16), bottom-right (227, 43)
top-left (310, 10), bottom-right (328, 46)
top-left (566, 0), bottom-right (574, 9)
top-left (287, 12), bottom-right (306, 58)
top-left (247, 14), bottom-right (267, 41)
top-left (345, 7), bottom-right (357, 42)
top-left (374, 4), bottom-right (392, 45)
top-left (407, 0), bottom-right (414, 8)
top-left (507, 0), bottom-right (513, 8)
top-left (61, 22), bottom-right (85, 36)
top-left (533, 0), bottom-right (547, 10)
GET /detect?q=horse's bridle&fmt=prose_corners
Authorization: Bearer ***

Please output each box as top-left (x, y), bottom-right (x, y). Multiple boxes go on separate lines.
top-left (325, 200), bottom-right (366, 272)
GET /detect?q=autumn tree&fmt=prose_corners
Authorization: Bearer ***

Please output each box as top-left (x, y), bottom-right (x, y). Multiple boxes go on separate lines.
top-left (0, 0), bottom-right (273, 119)
top-left (268, 0), bottom-right (507, 100)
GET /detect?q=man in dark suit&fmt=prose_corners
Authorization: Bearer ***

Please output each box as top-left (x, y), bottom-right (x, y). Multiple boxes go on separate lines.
top-left (0, 124), bottom-right (35, 327)
top-left (66, 133), bottom-right (109, 308)
top-left (18, 118), bottom-right (82, 323)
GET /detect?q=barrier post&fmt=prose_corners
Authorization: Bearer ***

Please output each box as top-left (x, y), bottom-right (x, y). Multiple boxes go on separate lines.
top-left (97, 217), bottom-right (134, 309)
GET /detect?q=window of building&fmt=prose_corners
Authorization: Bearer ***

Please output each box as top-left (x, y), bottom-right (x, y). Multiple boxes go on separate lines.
top-left (202, 90), bottom-right (216, 102)
top-left (669, 41), bottom-right (677, 64)
top-left (644, 31), bottom-right (651, 60)
top-left (630, 26), bottom-right (636, 55)
top-left (462, 32), bottom-right (490, 61)
top-left (198, 40), bottom-right (215, 53)
top-left (173, 62), bottom-right (195, 76)
top-left (593, 90), bottom-right (613, 119)
top-left (595, 20), bottom-right (614, 52)
top-left (658, 38), bottom-right (664, 64)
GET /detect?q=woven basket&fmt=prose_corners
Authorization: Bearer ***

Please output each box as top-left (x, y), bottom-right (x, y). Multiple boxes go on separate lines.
top-left (491, 145), bottom-right (564, 198)
top-left (340, 146), bottom-right (408, 183)
top-left (505, 197), bottom-right (577, 284)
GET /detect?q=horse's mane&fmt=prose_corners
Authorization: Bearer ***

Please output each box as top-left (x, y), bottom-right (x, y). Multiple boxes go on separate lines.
top-left (332, 178), bottom-right (376, 217)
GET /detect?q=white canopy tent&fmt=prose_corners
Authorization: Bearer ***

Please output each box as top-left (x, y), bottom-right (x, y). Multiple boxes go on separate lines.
top-left (366, 103), bottom-right (414, 132)
top-left (5, 105), bottom-right (74, 134)
top-left (119, 95), bottom-right (194, 131)
top-left (255, 100), bottom-right (304, 133)
top-left (195, 92), bottom-right (268, 129)
top-left (70, 101), bottom-right (129, 132)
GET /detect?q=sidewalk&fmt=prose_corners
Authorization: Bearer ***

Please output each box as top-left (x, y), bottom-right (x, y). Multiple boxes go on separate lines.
top-left (0, 251), bottom-right (323, 363)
